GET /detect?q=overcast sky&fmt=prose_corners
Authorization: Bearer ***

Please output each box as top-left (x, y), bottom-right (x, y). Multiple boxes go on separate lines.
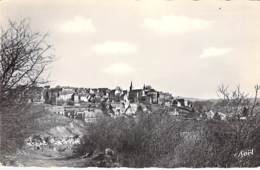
top-left (1, 0), bottom-right (260, 98)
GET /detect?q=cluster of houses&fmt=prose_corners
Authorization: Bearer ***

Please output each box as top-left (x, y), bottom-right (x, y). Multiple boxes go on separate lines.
top-left (31, 82), bottom-right (192, 108)
top-left (29, 82), bottom-right (195, 121)
top-left (30, 83), bottom-right (249, 123)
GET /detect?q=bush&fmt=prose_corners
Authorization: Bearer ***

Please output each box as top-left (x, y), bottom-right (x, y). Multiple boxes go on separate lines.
top-left (77, 114), bottom-right (180, 167)
top-left (76, 112), bottom-right (184, 167)
top-left (76, 109), bottom-right (259, 167)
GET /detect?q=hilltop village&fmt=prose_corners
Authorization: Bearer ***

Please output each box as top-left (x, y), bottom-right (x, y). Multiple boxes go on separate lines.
top-left (29, 82), bottom-right (197, 122)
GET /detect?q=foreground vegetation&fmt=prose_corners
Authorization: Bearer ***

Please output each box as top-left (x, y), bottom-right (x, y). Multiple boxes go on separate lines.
top-left (0, 19), bottom-right (53, 160)
top-left (77, 85), bottom-right (260, 168)
top-left (77, 111), bottom-right (260, 167)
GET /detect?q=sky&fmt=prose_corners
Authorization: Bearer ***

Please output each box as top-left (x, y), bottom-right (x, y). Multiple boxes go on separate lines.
top-left (0, 0), bottom-right (260, 98)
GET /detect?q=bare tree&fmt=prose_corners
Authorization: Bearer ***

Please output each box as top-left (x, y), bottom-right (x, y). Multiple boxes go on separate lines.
top-left (216, 84), bottom-right (260, 167)
top-left (0, 19), bottom-right (53, 103)
top-left (0, 19), bottom-right (53, 157)
top-left (174, 85), bottom-right (260, 167)
top-left (216, 84), bottom-right (250, 117)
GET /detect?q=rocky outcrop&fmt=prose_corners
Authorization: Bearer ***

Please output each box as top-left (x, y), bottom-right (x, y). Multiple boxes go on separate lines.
top-left (24, 134), bottom-right (81, 151)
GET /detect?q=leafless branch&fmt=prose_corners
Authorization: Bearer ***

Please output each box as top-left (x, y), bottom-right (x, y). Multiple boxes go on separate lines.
top-left (0, 19), bottom-right (54, 102)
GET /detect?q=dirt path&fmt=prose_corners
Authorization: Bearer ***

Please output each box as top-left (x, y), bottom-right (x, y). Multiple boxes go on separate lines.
top-left (11, 120), bottom-right (90, 167)
top-left (13, 145), bottom-right (91, 167)
top-left (19, 156), bottom-right (90, 167)
top-left (1, 105), bottom-right (93, 167)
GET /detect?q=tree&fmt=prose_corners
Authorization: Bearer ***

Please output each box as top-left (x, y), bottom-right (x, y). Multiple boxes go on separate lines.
top-left (215, 84), bottom-right (260, 167)
top-left (0, 19), bottom-right (53, 156)
top-left (175, 85), bottom-right (260, 167)
top-left (0, 19), bottom-right (53, 102)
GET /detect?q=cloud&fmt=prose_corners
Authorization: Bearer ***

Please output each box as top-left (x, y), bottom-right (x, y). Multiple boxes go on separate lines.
top-left (92, 41), bottom-right (137, 55)
top-left (103, 63), bottom-right (135, 76)
top-left (59, 16), bottom-right (96, 33)
top-left (200, 47), bottom-right (233, 59)
top-left (142, 15), bottom-right (213, 34)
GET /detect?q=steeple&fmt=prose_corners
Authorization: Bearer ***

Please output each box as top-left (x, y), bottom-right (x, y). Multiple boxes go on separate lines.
top-left (129, 81), bottom-right (133, 91)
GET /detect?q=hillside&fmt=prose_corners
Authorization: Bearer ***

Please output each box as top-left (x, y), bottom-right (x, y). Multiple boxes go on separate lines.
top-left (1, 104), bottom-right (90, 167)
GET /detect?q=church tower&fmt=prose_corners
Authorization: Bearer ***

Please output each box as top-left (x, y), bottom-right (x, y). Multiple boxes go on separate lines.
top-left (129, 81), bottom-right (133, 91)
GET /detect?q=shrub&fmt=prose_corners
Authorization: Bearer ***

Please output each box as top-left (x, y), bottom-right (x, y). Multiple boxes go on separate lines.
top-left (76, 112), bottom-right (185, 167)
top-left (76, 109), bottom-right (260, 167)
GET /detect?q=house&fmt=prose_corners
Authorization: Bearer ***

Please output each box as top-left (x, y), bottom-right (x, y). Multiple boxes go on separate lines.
top-left (72, 93), bottom-right (80, 103)
top-left (128, 89), bottom-right (143, 103)
top-left (142, 85), bottom-right (159, 104)
top-left (111, 102), bottom-right (126, 116)
top-left (157, 92), bottom-right (172, 105)
top-left (90, 88), bottom-right (98, 95)
top-left (48, 87), bottom-right (75, 105)
top-left (109, 89), bottom-right (117, 102)
top-left (59, 92), bottom-right (73, 101)
top-left (165, 101), bottom-right (172, 107)
top-left (79, 94), bottom-right (89, 102)
top-left (57, 88), bottom-right (74, 102)
top-left (202, 111), bottom-right (227, 121)
top-left (97, 88), bottom-right (109, 97)
top-left (43, 86), bottom-right (81, 105)
top-left (205, 110), bottom-right (215, 119)
top-left (109, 87), bottom-right (126, 103)
top-left (44, 87), bottom-right (63, 105)
top-left (125, 103), bottom-right (138, 115)
top-left (172, 98), bottom-right (192, 108)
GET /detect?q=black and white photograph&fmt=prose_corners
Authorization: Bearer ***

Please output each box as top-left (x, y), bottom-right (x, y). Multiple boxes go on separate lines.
top-left (0, 0), bottom-right (260, 168)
